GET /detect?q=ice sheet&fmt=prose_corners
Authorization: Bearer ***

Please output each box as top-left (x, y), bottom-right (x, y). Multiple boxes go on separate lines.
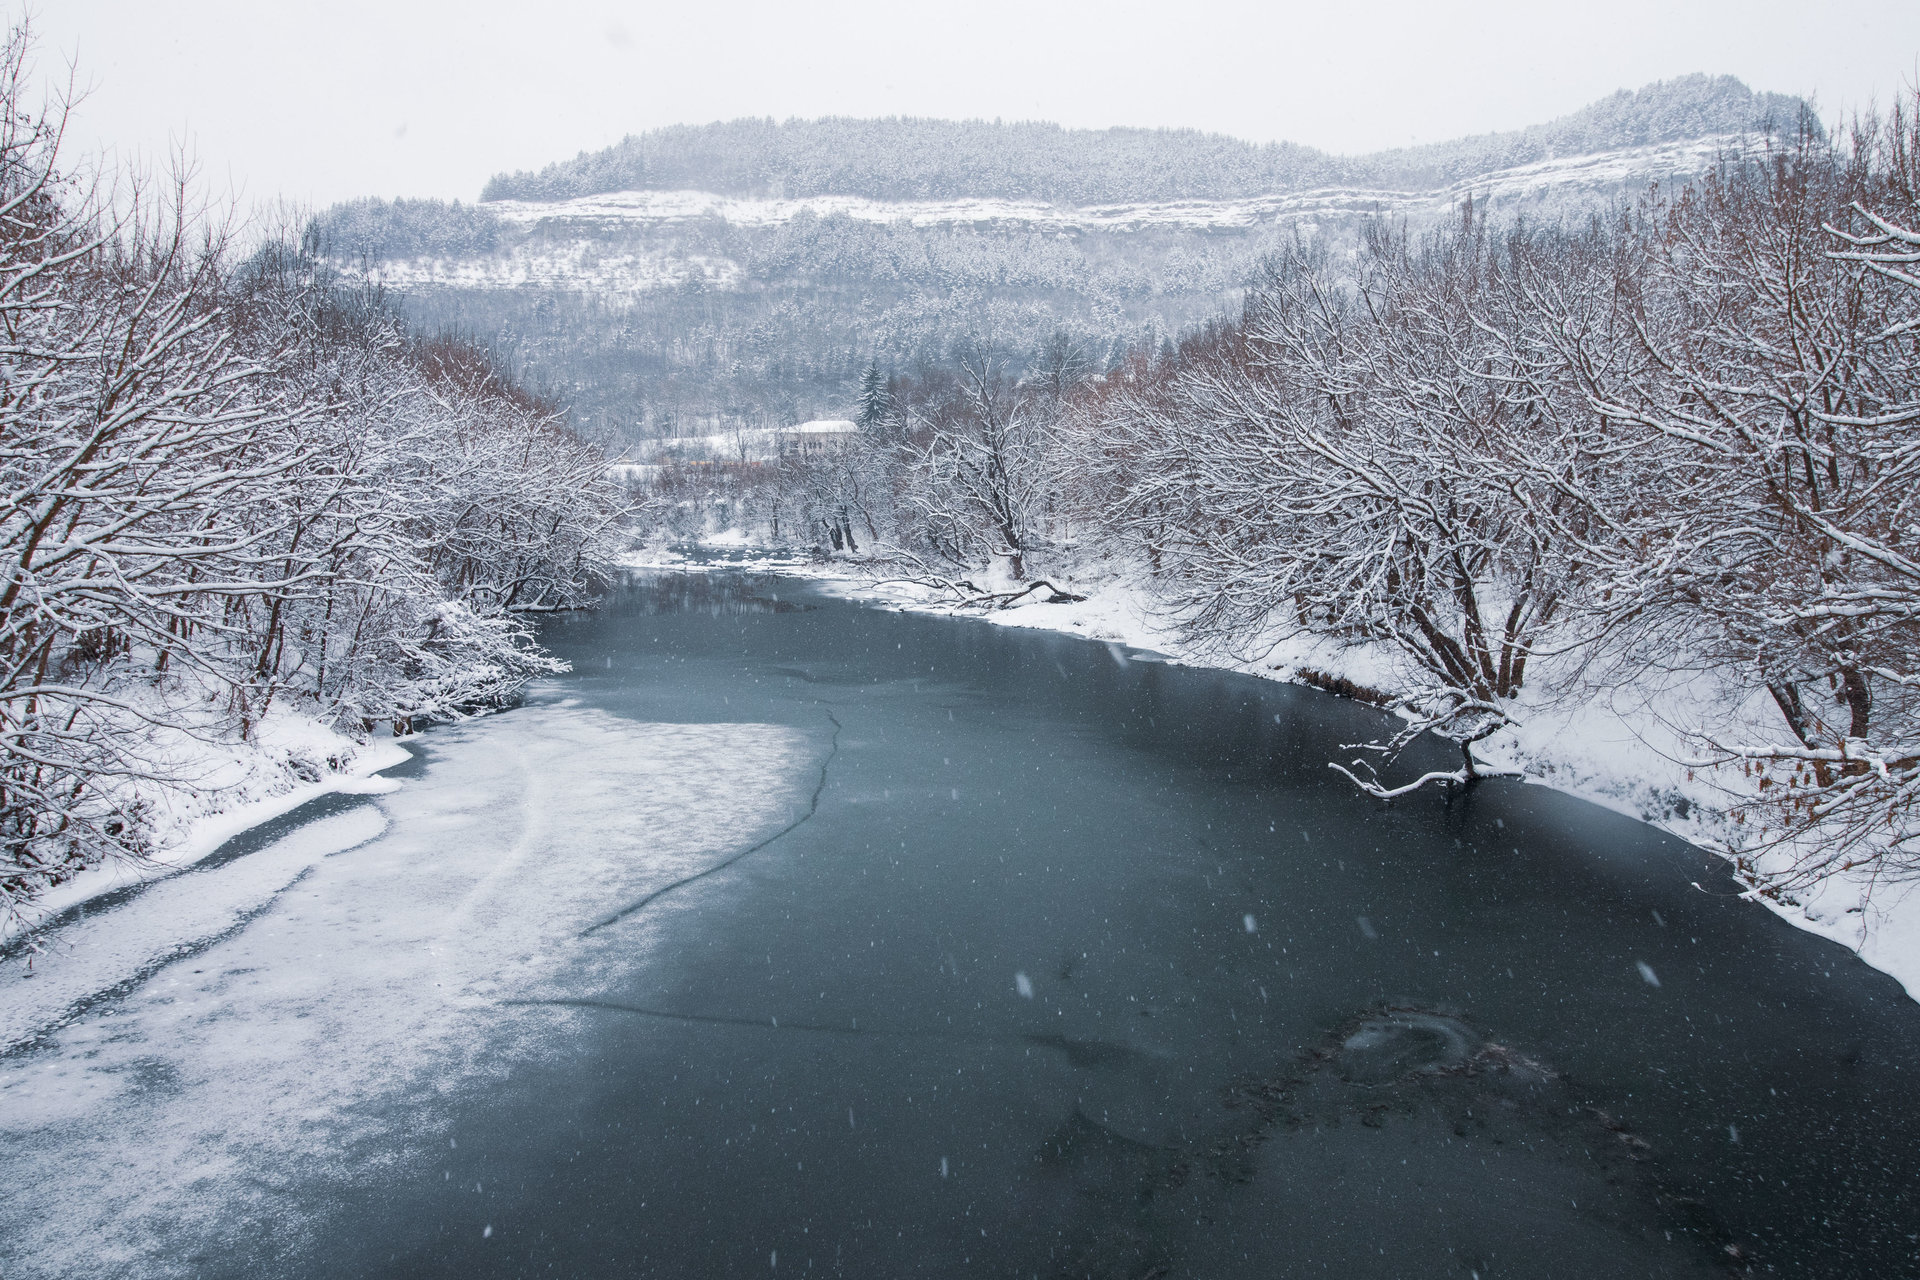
top-left (0, 701), bottom-right (818, 1278)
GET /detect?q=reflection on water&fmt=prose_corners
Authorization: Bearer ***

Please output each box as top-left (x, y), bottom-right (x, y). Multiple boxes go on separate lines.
top-left (613, 569), bottom-right (817, 616)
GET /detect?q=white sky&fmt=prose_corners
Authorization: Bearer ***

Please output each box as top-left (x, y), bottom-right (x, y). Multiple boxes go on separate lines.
top-left (26, 0), bottom-right (1920, 209)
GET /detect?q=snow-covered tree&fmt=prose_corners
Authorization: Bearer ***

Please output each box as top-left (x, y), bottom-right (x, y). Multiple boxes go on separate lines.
top-left (1076, 96), bottom-right (1920, 883)
top-left (1555, 114), bottom-right (1920, 885)
top-left (0, 21), bottom-right (626, 921)
top-left (854, 360), bottom-right (893, 435)
top-left (1091, 211), bottom-right (1599, 791)
top-left (902, 342), bottom-right (1061, 581)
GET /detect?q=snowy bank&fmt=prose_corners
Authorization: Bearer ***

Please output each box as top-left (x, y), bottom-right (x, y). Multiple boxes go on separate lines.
top-left (5, 704), bottom-right (414, 947)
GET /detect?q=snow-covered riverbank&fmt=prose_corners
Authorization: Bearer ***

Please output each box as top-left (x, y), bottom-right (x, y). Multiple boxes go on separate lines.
top-left (4, 707), bottom-right (413, 946)
top-left (623, 544), bottom-right (1920, 1003)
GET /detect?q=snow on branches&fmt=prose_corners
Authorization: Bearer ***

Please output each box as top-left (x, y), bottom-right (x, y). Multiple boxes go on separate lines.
top-left (1547, 117), bottom-right (1920, 889)
top-left (1081, 101), bottom-right (1920, 889)
top-left (0, 22), bottom-right (625, 919)
top-left (1085, 207), bottom-right (1591, 783)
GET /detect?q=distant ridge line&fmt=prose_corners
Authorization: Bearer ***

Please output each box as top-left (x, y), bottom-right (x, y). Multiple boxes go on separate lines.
top-left (480, 75), bottom-right (1812, 206)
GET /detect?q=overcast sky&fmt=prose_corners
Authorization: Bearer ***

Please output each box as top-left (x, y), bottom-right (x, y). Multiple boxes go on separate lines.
top-left (27, 0), bottom-right (1920, 209)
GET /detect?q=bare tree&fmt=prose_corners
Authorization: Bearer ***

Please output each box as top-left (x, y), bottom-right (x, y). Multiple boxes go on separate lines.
top-left (0, 21), bottom-right (628, 922)
top-left (0, 63), bottom-right (315, 910)
top-left (1094, 215), bottom-right (1597, 793)
top-left (903, 341), bottom-right (1057, 580)
top-left (1516, 110), bottom-right (1916, 886)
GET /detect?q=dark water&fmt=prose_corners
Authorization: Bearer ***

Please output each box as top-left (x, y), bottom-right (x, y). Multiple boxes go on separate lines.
top-left (16, 568), bottom-right (1914, 1279)
top-left (311, 569), bottom-right (1918, 1279)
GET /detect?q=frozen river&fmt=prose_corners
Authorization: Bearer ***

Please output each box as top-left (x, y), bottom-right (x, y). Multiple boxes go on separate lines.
top-left (3, 569), bottom-right (1917, 1277)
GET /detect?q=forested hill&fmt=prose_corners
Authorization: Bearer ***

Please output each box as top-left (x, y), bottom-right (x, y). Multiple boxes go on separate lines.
top-left (328, 71), bottom-right (1817, 448)
top-left (480, 75), bottom-right (1810, 204)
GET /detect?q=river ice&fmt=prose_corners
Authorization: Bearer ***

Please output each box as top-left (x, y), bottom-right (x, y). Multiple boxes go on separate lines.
top-left (0, 699), bottom-right (817, 1278)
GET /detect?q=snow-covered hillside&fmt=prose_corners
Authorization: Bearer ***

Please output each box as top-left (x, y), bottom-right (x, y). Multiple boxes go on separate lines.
top-left (360, 134), bottom-right (1758, 297)
top-left (485, 134), bottom-right (1754, 234)
top-left (315, 75), bottom-right (1814, 440)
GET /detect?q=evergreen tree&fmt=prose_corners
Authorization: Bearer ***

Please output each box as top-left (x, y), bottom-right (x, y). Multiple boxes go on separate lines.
top-left (855, 360), bottom-right (894, 433)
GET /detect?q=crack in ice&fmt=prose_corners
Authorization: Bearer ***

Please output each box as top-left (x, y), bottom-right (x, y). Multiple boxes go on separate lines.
top-left (579, 709), bottom-right (843, 936)
top-left (504, 995), bottom-right (1165, 1071)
